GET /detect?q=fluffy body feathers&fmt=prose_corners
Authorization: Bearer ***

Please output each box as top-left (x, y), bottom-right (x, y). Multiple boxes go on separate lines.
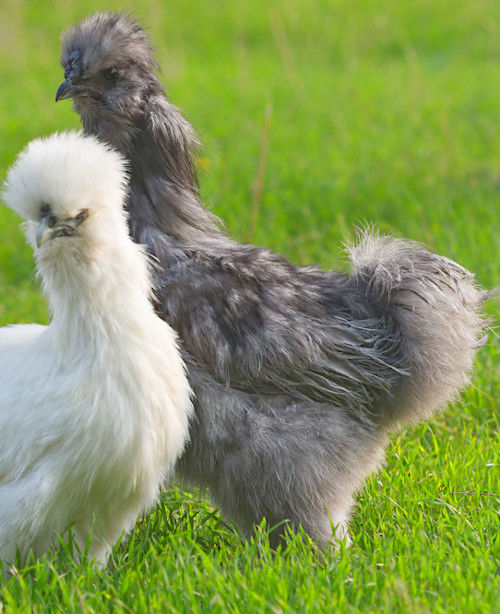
top-left (0, 132), bottom-right (192, 566)
top-left (59, 13), bottom-right (489, 546)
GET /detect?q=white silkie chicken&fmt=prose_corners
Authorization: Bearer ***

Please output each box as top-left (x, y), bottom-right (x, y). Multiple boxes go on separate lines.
top-left (0, 132), bottom-right (192, 567)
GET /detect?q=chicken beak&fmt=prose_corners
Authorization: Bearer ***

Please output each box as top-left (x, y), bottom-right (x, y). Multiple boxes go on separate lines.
top-left (55, 79), bottom-right (75, 102)
top-left (36, 217), bottom-right (54, 248)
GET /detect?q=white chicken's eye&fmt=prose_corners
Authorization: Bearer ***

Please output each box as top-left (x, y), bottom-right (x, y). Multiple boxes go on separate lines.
top-left (40, 203), bottom-right (57, 227)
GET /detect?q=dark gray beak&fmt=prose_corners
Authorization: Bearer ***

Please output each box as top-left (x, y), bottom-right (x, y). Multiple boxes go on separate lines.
top-left (55, 79), bottom-right (75, 102)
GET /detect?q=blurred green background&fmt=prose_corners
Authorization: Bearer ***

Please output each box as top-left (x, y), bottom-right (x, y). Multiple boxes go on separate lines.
top-left (0, 1), bottom-right (498, 611)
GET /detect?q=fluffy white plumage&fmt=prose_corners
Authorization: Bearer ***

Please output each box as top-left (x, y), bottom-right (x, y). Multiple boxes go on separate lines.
top-left (0, 132), bottom-right (192, 567)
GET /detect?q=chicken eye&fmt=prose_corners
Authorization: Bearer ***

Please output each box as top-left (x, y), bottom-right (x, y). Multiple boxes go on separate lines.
top-left (40, 203), bottom-right (57, 227)
top-left (102, 67), bottom-right (118, 84)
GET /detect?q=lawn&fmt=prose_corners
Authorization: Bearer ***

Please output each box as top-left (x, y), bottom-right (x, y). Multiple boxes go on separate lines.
top-left (0, 0), bottom-right (498, 611)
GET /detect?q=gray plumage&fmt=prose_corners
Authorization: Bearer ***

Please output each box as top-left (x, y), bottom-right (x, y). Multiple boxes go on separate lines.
top-left (57, 12), bottom-right (490, 546)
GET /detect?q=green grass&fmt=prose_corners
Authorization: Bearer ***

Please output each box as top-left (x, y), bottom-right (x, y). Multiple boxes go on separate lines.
top-left (0, 0), bottom-right (498, 611)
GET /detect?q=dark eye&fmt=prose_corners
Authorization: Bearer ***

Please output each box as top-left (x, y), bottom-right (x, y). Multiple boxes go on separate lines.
top-left (102, 67), bottom-right (118, 83)
top-left (40, 203), bottom-right (57, 227)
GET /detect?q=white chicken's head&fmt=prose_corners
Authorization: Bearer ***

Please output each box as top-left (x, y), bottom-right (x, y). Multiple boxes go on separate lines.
top-left (2, 131), bottom-right (128, 251)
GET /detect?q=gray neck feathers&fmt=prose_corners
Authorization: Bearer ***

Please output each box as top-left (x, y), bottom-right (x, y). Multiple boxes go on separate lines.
top-left (77, 86), bottom-right (223, 242)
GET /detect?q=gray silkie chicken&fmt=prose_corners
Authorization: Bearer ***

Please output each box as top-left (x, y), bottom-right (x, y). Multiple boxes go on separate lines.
top-left (56, 12), bottom-right (490, 547)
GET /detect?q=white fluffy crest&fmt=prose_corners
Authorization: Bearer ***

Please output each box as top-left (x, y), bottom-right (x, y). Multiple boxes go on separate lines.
top-left (0, 133), bottom-right (192, 569)
top-left (2, 131), bottom-right (127, 222)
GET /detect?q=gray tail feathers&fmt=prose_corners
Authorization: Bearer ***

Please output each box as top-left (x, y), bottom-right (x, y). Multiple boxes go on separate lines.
top-left (347, 231), bottom-right (491, 429)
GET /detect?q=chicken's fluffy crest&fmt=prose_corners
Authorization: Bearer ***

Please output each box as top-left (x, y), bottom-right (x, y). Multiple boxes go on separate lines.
top-left (3, 131), bottom-right (127, 224)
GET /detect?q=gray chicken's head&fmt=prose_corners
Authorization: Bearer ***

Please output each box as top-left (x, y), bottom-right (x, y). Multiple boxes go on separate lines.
top-left (57, 12), bottom-right (159, 115)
